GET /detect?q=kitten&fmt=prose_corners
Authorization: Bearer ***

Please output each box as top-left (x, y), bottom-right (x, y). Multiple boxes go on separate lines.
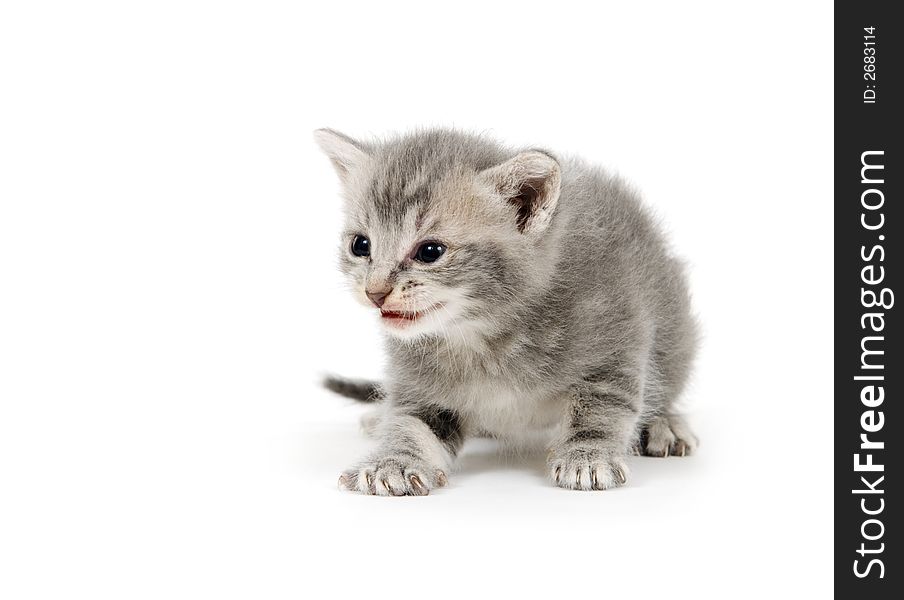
top-left (315, 128), bottom-right (698, 495)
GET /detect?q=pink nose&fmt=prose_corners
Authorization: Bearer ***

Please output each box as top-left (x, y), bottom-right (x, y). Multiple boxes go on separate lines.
top-left (366, 288), bottom-right (391, 308)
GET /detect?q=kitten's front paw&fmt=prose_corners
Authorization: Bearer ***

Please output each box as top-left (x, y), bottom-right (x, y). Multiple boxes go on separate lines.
top-left (548, 445), bottom-right (629, 491)
top-left (338, 455), bottom-right (447, 496)
top-left (641, 414), bottom-right (698, 457)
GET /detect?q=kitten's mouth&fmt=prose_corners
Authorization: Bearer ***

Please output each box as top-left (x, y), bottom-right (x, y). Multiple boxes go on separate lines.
top-left (380, 304), bottom-right (444, 324)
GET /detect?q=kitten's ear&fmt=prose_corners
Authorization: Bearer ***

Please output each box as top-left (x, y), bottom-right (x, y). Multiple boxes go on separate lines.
top-left (479, 151), bottom-right (561, 234)
top-left (313, 128), bottom-right (369, 182)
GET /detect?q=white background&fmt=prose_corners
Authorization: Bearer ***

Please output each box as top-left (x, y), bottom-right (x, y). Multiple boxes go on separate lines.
top-left (0, 1), bottom-right (833, 598)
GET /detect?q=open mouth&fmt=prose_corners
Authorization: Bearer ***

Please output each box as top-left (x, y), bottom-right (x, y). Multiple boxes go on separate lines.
top-left (380, 304), bottom-right (443, 324)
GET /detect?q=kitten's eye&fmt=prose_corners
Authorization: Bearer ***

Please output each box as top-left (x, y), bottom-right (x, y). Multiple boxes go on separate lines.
top-left (414, 242), bottom-right (446, 263)
top-left (351, 235), bottom-right (370, 257)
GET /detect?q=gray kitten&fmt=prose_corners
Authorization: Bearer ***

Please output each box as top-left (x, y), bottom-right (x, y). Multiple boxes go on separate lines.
top-left (315, 128), bottom-right (698, 495)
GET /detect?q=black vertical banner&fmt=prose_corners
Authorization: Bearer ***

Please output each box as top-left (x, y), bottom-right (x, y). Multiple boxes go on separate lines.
top-left (836, 3), bottom-right (901, 595)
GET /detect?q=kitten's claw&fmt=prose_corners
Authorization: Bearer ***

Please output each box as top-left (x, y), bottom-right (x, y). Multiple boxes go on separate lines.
top-left (435, 470), bottom-right (448, 487)
top-left (409, 474), bottom-right (428, 496)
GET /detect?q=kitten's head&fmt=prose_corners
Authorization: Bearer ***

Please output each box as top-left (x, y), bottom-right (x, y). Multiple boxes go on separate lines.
top-left (314, 128), bottom-right (561, 342)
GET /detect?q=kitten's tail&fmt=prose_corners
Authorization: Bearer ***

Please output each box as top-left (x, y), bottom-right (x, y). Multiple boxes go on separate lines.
top-left (321, 375), bottom-right (385, 403)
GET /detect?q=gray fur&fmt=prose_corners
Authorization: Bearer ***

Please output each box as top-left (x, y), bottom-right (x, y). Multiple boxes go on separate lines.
top-left (322, 376), bottom-right (384, 403)
top-left (316, 128), bottom-right (698, 495)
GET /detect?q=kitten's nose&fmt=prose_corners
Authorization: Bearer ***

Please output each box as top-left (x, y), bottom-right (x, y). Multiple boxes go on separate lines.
top-left (366, 287), bottom-right (392, 308)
